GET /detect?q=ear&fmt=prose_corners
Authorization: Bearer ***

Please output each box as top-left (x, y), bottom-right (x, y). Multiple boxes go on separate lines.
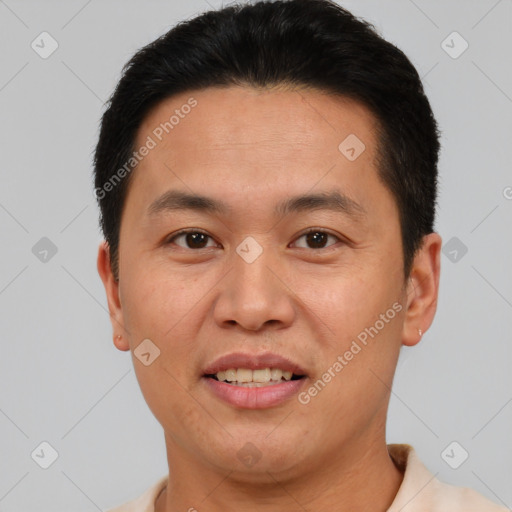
top-left (402, 232), bottom-right (442, 347)
top-left (97, 241), bottom-right (130, 351)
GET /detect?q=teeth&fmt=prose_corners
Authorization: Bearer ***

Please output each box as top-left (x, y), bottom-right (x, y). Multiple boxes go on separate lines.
top-left (270, 368), bottom-right (281, 381)
top-left (225, 369), bottom-right (237, 381)
top-left (237, 368), bottom-right (253, 383)
top-left (213, 368), bottom-right (296, 383)
top-left (253, 368), bottom-right (270, 382)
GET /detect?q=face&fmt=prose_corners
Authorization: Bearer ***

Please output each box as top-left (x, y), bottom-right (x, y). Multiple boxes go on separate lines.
top-left (98, 86), bottom-right (440, 480)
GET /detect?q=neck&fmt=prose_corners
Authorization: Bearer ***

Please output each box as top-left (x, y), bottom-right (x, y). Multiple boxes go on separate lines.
top-left (155, 433), bottom-right (404, 512)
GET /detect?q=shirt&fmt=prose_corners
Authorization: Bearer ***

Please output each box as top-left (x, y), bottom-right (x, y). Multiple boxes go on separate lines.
top-left (106, 444), bottom-right (508, 511)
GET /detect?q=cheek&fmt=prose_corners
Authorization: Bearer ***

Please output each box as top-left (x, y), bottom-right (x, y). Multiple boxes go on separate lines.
top-left (294, 262), bottom-right (401, 341)
top-left (119, 270), bottom-right (208, 423)
top-left (120, 263), bottom-right (206, 341)
top-left (295, 261), bottom-right (404, 407)
top-left (133, 360), bottom-right (221, 450)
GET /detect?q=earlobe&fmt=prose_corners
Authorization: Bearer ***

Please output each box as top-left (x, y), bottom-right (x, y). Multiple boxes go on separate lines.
top-left (401, 233), bottom-right (442, 347)
top-left (113, 333), bottom-right (129, 351)
top-left (97, 241), bottom-right (130, 351)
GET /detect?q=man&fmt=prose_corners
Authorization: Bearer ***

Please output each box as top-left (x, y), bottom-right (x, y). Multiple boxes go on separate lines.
top-left (95, 0), bottom-right (507, 510)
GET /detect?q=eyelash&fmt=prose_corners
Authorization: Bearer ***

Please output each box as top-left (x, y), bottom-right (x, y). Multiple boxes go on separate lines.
top-left (166, 228), bottom-right (343, 251)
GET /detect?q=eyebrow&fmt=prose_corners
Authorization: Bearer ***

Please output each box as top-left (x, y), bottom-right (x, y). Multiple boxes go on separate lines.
top-left (147, 189), bottom-right (366, 220)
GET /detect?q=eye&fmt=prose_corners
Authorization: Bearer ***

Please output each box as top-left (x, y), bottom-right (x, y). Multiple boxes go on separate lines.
top-left (166, 228), bottom-right (342, 251)
top-left (166, 229), bottom-right (219, 250)
top-left (291, 229), bottom-right (341, 250)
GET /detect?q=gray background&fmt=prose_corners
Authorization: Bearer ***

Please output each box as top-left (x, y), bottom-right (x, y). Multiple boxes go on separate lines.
top-left (0, 0), bottom-right (511, 510)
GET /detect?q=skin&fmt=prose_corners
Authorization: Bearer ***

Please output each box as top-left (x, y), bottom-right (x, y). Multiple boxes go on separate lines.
top-left (97, 86), bottom-right (441, 512)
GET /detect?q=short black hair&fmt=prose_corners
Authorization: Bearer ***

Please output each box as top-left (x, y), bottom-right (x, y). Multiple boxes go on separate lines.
top-left (94, 0), bottom-right (440, 280)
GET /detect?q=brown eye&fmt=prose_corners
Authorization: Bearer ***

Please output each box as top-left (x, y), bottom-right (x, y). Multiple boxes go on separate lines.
top-left (168, 230), bottom-right (217, 249)
top-left (292, 230), bottom-right (340, 249)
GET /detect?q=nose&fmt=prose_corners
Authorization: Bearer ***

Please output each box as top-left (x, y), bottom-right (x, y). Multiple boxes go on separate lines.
top-left (212, 241), bottom-right (296, 333)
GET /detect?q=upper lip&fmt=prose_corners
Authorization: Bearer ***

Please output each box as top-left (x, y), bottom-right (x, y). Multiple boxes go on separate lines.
top-left (202, 352), bottom-right (308, 376)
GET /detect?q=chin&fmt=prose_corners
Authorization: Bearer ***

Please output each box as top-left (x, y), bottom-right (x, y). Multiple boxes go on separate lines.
top-left (202, 432), bottom-right (310, 478)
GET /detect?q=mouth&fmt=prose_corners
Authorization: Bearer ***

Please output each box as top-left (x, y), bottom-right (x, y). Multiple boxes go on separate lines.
top-left (204, 368), bottom-right (306, 387)
top-left (201, 352), bottom-right (308, 408)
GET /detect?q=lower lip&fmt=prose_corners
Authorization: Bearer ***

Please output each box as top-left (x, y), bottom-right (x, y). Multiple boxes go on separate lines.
top-left (202, 377), bottom-right (307, 409)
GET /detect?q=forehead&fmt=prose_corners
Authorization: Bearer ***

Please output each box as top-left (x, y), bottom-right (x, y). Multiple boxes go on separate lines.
top-left (137, 85), bottom-right (379, 161)
top-left (128, 86), bottom-right (384, 216)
